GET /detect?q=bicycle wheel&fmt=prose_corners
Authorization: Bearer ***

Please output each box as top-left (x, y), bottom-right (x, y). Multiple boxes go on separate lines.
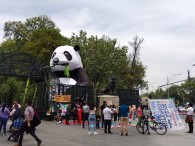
top-left (136, 121), bottom-right (148, 134)
top-left (154, 122), bottom-right (167, 135)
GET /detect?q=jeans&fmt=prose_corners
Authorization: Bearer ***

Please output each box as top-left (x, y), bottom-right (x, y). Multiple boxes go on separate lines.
top-left (88, 114), bottom-right (96, 131)
top-left (0, 116), bottom-right (8, 134)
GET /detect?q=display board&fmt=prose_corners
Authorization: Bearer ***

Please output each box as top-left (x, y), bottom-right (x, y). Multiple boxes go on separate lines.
top-left (54, 95), bottom-right (71, 103)
top-left (149, 99), bottom-right (185, 131)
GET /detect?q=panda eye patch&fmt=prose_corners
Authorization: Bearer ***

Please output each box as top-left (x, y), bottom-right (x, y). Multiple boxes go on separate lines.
top-left (64, 51), bottom-right (72, 61)
top-left (52, 52), bottom-right (56, 59)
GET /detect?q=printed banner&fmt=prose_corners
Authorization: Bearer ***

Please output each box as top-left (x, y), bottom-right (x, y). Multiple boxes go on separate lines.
top-left (54, 95), bottom-right (71, 103)
top-left (149, 99), bottom-right (185, 131)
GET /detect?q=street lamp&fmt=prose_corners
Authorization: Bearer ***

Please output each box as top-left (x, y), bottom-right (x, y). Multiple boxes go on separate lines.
top-left (167, 74), bottom-right (181, 98)
top-left (150, 82), bottom-right (158, 92)
top-left (146, 82), bottom-right (158, 96)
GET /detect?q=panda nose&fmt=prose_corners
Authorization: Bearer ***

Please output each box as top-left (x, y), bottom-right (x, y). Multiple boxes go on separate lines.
top-left (53, 58), bottom-right (59, 64)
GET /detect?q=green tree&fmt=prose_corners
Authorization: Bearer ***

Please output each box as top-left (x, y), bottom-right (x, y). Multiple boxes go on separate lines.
top-left (0, 39), bottom-right (17, 52)
top-left (2, 15), bottom-right (67, 62)
top-left (1, 15), bottom-right (147, 102)
top-left (0, 77), bottom-right (25, 107)
top-left (179, 78), bottom-right (195, 104)
top-left (68, 31), bottom-right (146, 92)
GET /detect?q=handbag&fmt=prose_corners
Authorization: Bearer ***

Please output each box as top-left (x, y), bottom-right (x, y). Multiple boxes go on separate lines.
top-left (33, 115), bottom-right (41, 127)
top-left (28, 108), bottom-right (41, 127)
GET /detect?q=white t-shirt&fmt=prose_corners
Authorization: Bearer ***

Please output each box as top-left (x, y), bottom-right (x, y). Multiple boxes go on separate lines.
top-left (103, 107), bottom-right (112, 120)
top-left (187, 107), bottom-right (194, 115)
top-left (83, 105), bottom-right (89, 113)
top-left (25, 106), bottom-right (34, 120)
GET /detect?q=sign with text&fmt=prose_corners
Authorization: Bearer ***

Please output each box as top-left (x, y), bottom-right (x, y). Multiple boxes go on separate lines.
top-left (149, 99), bottom-right (185, 131)
top-left (54, 95), bottom-right (71, 103)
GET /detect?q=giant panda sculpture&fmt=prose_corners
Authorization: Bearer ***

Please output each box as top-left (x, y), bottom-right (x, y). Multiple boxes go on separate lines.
top-left (50, 45), bottom-right (89, 86)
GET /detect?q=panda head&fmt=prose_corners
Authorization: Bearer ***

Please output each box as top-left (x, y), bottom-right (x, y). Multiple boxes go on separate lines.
top-left (50, 45), bottom-right (83, 71)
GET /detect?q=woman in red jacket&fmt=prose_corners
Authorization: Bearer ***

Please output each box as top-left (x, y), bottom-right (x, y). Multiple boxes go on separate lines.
top-left (77, 105), bottom-right (82, 125)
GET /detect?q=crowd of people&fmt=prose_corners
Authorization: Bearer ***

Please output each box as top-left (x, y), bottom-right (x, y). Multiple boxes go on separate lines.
top-left (50, 97), bottom-right (194, 136)
top-left (50, 98), bottom-right (147, 136)
top-left (0, 98), bottom-right (194, 146)
top-left (0, 100), bottom-right (42, 146)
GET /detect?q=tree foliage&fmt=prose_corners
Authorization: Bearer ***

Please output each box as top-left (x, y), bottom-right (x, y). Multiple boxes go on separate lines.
top-left (67, 31), bottom-right (147, 92)
top-left (0, 77), bottom-right (24, 106)
top-left (2, 15), bottom-right (67, 62)
top-left (0, 15), bottom-right (147, 102)
top-left (146, 78), bottom-right (195, 105)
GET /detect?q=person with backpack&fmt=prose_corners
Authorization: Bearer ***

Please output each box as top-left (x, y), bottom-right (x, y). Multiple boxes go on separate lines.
top-left (14, 100), bottom-right (42, 146)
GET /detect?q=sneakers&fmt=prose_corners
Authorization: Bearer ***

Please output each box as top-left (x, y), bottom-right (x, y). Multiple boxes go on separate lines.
top-left (8, 137), bottom-right (15, 141)
top-left (120, 132), bottom-right (123, 136)
top-left (88, 131), bottom-right (98, 135)
top-left (57, 121), bottom-right (62, 124)
top-left (94, 131), bottom-right (98, 135)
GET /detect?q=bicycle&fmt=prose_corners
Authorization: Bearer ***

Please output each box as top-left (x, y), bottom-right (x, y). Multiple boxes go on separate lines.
top-left (136, 115), bottom-right (167, 135)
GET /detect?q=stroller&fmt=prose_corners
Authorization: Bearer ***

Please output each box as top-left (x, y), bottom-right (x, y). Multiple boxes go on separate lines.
top-left (7, 117), bottom-right (24, 142)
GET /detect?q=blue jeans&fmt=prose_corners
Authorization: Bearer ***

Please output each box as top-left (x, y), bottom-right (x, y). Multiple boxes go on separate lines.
top-left (0, 116), bottom-right (8, 134)
top-left (88, 114), bottom-right (96, 131)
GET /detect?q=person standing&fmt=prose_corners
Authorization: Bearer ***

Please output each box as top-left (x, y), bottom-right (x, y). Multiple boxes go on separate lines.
top-left (56, 108), bottom-right (62, 124)
top-left (119, 100), bottom-right (129, 136)
top-left (65, 104), bottom-right (71, 125)
top-left (186, 103), bottom-right (194, 133)
top-left (88, 103), bottom-right (98, 135)
top-left (136, 104), bottom-right (143, 127)
top-left (73, 104), bottom-right (78, 124)
top-left (0, 102), bottom-right (10, 135)
top-left (14, 100), bottom-right (42, 146)
top-left (103, 104), bottom-right (113, 134)
top-left (82, 102), bottom-right (89, 128)
top-left (113, 105), bottom-right (118, 125)
top-left (131, 105), bottom-right (136, 120)
top-left (100, 101), bottom-right (106, 129)
top-left (77, 105), bottom-right (82, 125)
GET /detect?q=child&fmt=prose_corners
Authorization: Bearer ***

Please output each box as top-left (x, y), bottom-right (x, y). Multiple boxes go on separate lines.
top-left (8, 114), bottom-right (24, 142)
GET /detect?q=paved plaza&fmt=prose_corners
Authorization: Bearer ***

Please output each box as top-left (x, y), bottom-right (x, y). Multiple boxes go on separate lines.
top-left (0, 118), bottom-right (194, 146)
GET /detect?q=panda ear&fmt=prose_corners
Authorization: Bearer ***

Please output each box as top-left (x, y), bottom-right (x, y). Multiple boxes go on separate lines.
top-left (74, 45), bottom-right (80, 51)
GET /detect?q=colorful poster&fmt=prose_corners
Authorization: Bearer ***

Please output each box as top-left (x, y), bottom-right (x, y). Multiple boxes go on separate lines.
top-left (54, 95), bottom-right (71, 103)
top-left (149, 99), bottom-right (185, 131)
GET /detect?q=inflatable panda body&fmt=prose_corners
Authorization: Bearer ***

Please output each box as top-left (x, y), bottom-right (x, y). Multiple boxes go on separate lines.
top-left (50, 45), bottom-right (89, 86)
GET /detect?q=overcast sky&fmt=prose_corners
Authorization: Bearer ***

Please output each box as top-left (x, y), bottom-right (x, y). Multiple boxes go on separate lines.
top-left (0, 0), bottom-right (195, 92)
